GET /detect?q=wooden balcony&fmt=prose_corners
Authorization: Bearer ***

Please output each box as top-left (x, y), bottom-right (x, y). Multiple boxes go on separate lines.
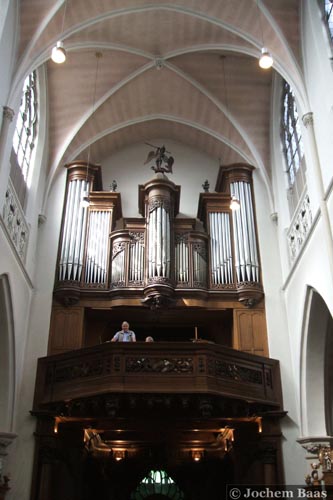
top-left (33, 341), bottom-right (283, 419)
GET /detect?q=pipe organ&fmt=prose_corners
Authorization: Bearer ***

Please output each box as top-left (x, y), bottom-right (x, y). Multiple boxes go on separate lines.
top-left (55, 162), bottom-right (263, 307)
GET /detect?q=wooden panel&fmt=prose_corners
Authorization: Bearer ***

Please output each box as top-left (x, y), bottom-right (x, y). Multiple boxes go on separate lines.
top-left (48, 305), bottom-right (84, 355)
top-left (232, 308), bottom-right (269, 357)
top-left (33, 341), bottom-right (282, 413)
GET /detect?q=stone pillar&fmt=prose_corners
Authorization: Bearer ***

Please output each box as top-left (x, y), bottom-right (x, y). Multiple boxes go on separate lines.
top-left (298, 437), bottom-right (333, 497)
top-left (302, 112), bottom-right (333, 290)
top-left (0, 106), bottom-right (15, 208)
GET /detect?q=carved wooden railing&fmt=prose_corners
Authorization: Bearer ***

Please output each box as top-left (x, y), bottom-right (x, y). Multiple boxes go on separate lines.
top-left (33, 342), bottom-right (282, 414)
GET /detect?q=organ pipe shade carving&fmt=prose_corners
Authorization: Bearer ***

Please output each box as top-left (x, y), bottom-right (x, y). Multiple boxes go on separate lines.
top-left (230, 181), bottom-right (259, 283)
top-left (147, 199), bottom-right (171, 279)
top-left (111, 240), bottom-right (126, 287)
top-left (209, 212), bottom-right (233, 285)
top-left (85, 209), bottom-right (112, 284)
top-left (58, 178), bottom-right (88, 281)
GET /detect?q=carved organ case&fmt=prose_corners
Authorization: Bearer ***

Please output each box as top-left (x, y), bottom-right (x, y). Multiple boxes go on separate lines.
top-left (51, 161), bottom-right (267, 355)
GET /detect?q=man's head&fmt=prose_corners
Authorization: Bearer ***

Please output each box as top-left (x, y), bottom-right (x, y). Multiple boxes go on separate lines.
top-left (122, 321), bottom-right (129, 331)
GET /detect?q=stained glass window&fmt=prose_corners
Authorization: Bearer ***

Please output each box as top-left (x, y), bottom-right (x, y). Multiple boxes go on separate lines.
top-left (131, 469), bottom-right (184, 500)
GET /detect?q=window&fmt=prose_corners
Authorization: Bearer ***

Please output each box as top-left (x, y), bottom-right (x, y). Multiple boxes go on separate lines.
top-left (131, 469), bottom-right (185, 499)
top-left (281, 81), bottom-right (304, 187)
top-left (324, 0), bottom-right (333, 39)
top-left (280, 80), bottom-right (306, 214)
top-left (11, 71), bottom-right (38, 208)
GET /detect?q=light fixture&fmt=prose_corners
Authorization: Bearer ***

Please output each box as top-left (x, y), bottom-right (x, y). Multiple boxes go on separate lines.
top-left (259, 47), bottom-right (273, 69)
top-left (257, 1), bottom-right (273, 69)
top-left (51, 40), bottom-right (66, 64)
top-left (113, 450), bottom-right (125, 461)
top-left (230, 195), bottom-right (240, 211)
top-left (192, 450), bottom-right (203, 462)
top-left (81, 52), bottom-right (103, 208)
top-left (51, 1), bottom-right (68, 63)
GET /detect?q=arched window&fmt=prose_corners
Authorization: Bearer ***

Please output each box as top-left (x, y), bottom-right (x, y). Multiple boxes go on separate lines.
top-left (280, 80), bottom-right (306, 214)
top-left (324, 0), bottom-right (333, 39)
top-left (131, 469), bottom-right (184, 499)
top-left (10, 71), bottom-right (38, 209)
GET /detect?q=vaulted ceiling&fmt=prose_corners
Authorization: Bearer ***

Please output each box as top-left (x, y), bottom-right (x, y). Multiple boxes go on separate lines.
top-left (15, 0), bottom-right (305, 195)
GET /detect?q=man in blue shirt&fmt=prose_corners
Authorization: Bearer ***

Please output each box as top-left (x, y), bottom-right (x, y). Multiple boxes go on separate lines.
top-left (111, 321), bottom-right (136, 342)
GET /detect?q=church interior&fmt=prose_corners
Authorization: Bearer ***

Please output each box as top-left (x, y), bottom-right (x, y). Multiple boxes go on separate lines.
top-left (1, 1), bottom-right (333, 499)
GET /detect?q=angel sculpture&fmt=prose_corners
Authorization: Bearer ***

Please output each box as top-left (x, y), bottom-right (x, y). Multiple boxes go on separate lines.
top-left (144, 144), bottom-right (174, 174)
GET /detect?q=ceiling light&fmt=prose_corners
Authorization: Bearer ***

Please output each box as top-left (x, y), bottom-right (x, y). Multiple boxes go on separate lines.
top-left (51, 1), bottom-right (68, 63)
top-left (259, 47), bottom-right (273, 69)
top-left (230, 196), bottom-right (240, 211)
top-left (51, 40), bottom-right (66, 64)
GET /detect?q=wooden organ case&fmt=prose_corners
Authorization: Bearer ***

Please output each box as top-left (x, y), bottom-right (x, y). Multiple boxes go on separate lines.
top-left (50, 161), bottom-right (268, 355)
top-left (31, 161), bottom-right (284, 500)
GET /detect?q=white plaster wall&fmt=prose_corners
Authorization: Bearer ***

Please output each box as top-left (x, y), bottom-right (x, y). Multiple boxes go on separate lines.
top-left (0, 230), bottom-right (33, 434)
top-left (0, 0), bottom-right (16, 110)
top-left (302, 0), bottom-right (333, 190)
top-left (253, 171), bottom-right (306, 483)
top-left (101, 140), bottom-right (220, 219)
top-left (5, 171), bottom-right (66, 500)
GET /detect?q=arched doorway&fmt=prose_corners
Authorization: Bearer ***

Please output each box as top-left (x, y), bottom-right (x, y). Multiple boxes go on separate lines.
top-left (301, 287), bottom-right (333, 436)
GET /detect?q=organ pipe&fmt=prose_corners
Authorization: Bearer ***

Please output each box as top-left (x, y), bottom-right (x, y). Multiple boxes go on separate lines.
top-left (85, 210), bottom-right (111, 284)
top-left (231, 181), bottom-right (259, 283)
top-left (209, 212), bottom-right (233, 285)
top-left (147, 202), bottom-right (170, 279)
top-left (58, 178), bottom-right (88, 281)
top-left (129, 232), bottom-right (144, 283)
top-left (175, 235), bottom-right (189, 284)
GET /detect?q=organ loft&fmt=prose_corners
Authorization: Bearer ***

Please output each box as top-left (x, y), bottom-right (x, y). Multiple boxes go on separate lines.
top-left (31, 155), bottom-right (284, 500)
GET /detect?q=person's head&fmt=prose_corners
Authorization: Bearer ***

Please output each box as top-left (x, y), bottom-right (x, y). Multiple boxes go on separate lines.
top-left (122, 321), bottom-right (129, 331)
top-left (145, 336), bottom-right (154, 342)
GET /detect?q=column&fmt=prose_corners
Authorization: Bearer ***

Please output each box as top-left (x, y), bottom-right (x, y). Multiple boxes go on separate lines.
top-left (0, 107), bottom-right (15, 211)
top-left (302, 112), bottom-right (333, 289)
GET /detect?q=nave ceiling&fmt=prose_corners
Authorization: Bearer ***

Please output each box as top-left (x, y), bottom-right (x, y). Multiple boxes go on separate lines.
top-left (15, 0), bottom-right (304, 199)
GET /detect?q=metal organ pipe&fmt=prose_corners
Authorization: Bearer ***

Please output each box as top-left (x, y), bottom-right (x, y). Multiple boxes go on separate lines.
top-left (128, 233), bottom-right (144, 283)
top-left (85, 210), bottom-right (111, 284)
top-left (209, 212), bottom-right (233, 285)
top-left (231, 181), bottom-right (259, 283)
top-left (148, 200), bottom-right (171, 279)
top-left (59, 179), bottom-right (88, 281)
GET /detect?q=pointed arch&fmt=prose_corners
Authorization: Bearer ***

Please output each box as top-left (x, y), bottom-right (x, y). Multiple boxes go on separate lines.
top-left (300, 287), bottom-right (333, 436)
top-left (0, 274), bottom-right (15, 431)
